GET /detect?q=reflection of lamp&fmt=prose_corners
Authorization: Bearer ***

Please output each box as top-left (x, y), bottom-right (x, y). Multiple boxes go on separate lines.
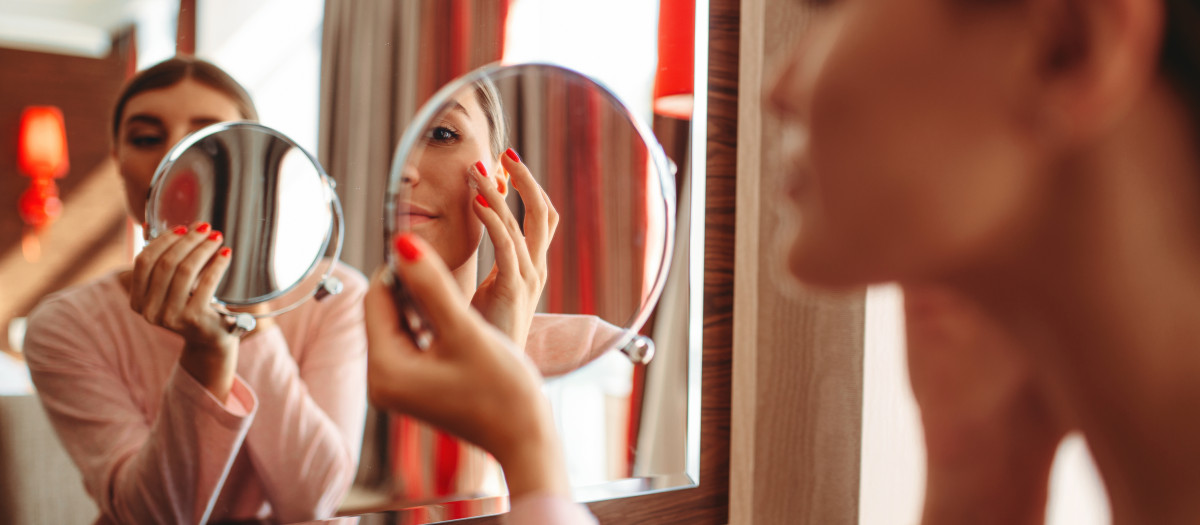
top-left (653, 0), bottom-right (695, 120)
top-left (17, 106), bottom-right (69, 262)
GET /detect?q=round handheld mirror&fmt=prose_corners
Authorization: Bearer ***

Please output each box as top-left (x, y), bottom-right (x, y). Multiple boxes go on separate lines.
top-left (385, 63), bottom-right (675, 370)
top-left (146, 122), bottom-right (345, 327)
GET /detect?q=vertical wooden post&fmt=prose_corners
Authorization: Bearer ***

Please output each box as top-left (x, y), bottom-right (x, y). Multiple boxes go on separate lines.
top-left (730, 0), bottom-right (865, 523)
top-left (177, 0), bottom-right (196, 56)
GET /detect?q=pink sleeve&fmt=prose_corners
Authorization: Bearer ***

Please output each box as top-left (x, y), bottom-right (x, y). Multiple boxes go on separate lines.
top-left (24, 299), bottom-right (256, 525)
top-left (506, 494), bottom-right (598, 525)
top-left (525, 314), bottom-right (627, 377)
top-left (233, 267), bottom-right (368, 522)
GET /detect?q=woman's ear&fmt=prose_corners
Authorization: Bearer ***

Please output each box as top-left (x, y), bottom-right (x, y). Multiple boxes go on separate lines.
top-left (1031, 0), bottom-right (1164, 145)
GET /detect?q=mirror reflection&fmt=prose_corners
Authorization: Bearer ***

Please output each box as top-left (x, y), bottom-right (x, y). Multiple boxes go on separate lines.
top-left (0, 1), bottom-right (700, 524)
top-left (381, 63), bottom-right (676, 507)
top-left (8, 56), bottom-right (369, 525)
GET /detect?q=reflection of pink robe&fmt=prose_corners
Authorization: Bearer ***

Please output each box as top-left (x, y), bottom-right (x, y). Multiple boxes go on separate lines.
top-left (23, 266), bottom-right (368, 524)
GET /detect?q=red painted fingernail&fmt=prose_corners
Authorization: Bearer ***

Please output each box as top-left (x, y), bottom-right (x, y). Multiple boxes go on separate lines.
top-left (474, 160), bottom-right (488, 178)
top-left (219, 247), bottom-right (232, 257)
top-left (394, 233), bottom-right (422, 262)
top-left (196, 222), bottom-right (211, 233)
top-left (497, 177), bottom-right (506, 194)
top-left (475, 194), bottom-right (489, 208)
top-left (172, 226), bottom-right (188, 235)
top-left (208, 231), bottom-right (223, 242)
top-left (505, 148), bottom-right (520, 162)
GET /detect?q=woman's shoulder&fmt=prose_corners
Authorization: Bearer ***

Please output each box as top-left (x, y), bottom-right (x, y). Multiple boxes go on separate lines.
top-left (24, 272), bottom-right (128, 361)
top-left (27, 272), bottom-right (126, 325)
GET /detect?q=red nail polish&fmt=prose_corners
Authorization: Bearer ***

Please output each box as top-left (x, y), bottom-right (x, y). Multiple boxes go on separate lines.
top-left (196, 222), bottom-right (211, 233)
top-left (475, 194), bottom-right (489, 208)
top-left (219, 247), bottom-right (232, 257)
top-left (172, 226), bottom-right (188, 235)
top-left (505, 148), bottom-right (520, 162)
top-left (474, 161), bottom-right (488, 178)
top-left (394, 233), bottom-right (422, 262)
top-left (497, 178), bottom-right (506, 194)
top-left (208, 231), bottom-right (223, 242)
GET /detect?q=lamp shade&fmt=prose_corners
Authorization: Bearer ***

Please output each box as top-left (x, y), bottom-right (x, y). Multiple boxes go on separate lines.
top-left (652, 0), bottom-right (695, 120)
top-left (18, 106), bottom-right (69, 179)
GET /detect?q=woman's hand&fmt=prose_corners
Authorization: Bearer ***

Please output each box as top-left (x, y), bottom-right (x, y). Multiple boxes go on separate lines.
top-left (365, 233), bottom-right (569, 499)
top-left (903, 285), bottom-right (1069, 525)
top-left (129, 222), bottom-right (237, 400)
top-left (466, 149), bottom-right (560, 349)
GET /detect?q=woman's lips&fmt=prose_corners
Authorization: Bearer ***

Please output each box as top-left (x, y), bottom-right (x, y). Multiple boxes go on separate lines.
top-left (403, 213), bottom-right (435, 226)
top-left (400, 203), bottom-right (436, 226)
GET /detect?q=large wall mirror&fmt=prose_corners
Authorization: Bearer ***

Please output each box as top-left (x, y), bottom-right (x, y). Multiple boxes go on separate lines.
top-left (0, 0), bottom-right (733, 524)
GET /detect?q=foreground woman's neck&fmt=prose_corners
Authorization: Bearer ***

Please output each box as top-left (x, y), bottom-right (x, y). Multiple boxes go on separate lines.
top-left (953, 81), bottom-right (1200, 525)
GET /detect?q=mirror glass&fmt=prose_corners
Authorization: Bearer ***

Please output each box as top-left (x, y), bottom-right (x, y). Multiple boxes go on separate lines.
top-left (386, 63), bottom-right (674, 364)
top-left (146, 122), bottom-right (343, 317)
top-left (379, 62), bottom-right (689, 516)
top-left (0, 1), bottom-right (704, 523)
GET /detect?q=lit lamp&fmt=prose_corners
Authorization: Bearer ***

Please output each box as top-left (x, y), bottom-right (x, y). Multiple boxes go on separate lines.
top-left (653, 0), bottom-right (695, 120)
top-left (17, 106), bottom-right (69, 261)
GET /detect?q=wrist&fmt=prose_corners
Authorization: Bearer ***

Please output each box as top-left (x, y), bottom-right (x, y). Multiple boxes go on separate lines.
top-left (179, 339), bottom-right (238, 402)
top-left (492, 403), bottom-right (569, 499)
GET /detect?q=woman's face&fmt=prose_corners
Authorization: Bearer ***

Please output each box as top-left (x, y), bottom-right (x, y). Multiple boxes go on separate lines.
top-left (405, 90), bottom-right (501, 269)
top-left (115, 79), bottom-right (244, 221)
top-left (771, 0), bottom-right (1045, 286)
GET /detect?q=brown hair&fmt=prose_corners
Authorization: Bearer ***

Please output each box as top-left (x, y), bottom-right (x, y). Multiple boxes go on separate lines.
top-left (1161, 0), bottom-right (1200, 121)
top-left (474, 78), bottom-right (508, 158)
top-left (111, 56), bottom-right (258, 139)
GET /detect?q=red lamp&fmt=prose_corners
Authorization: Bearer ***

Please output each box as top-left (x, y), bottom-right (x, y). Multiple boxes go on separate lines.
top-left (16, 106), bottom-right (68, 231)
top-left (653, 0), bottom-right (695, 120)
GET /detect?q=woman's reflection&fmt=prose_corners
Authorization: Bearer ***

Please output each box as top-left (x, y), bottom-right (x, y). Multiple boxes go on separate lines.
top-left (21, 57), bottom-right (367, 524)
top-left (391, 81), bottom-right (623, 499)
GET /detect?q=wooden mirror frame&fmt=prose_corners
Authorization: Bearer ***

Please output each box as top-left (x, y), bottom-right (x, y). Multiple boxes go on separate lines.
top-left (458, 0), bottom-right (739, 522)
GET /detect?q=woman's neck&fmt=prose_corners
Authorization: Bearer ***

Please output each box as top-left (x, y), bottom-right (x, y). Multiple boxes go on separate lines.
top-left (947, 80), bottom-right (1200, 524)
top-left (451, 251), bottom-right (480, 297)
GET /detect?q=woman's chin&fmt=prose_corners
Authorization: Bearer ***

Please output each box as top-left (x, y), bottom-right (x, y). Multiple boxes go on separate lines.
top-left (784, 234), bottom-right (881, 290)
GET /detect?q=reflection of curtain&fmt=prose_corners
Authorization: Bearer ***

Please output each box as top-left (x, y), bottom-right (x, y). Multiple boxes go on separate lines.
top-left (496, 74), bottom-right (650, 325)
top-left (319, 0), bottom-right (510, 503)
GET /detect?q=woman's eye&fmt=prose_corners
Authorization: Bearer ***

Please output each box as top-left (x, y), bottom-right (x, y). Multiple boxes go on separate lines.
top-left (425, 126), bottom-right (461, 145)
top-left (128, 135), bottom-right (164, 148)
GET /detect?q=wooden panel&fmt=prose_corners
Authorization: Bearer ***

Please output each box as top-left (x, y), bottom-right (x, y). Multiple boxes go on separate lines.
top-left (0, 35), bottom-right (135, 354)
top-left (730, 0), bottom-right (865, 524)
top-left (454, 0), bottom-right (739, 522)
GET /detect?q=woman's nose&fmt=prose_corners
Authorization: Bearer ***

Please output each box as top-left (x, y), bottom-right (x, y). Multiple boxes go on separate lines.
top-left (399, 165), bottom-right (420, 187)
top-left (767, 50), bottom-right (805, 119)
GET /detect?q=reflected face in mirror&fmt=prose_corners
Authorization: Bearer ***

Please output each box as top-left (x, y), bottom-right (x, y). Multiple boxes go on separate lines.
top-left (405, 88), bottom-right (504, 271)
top-left (114, 79), bottom-right (246, 222)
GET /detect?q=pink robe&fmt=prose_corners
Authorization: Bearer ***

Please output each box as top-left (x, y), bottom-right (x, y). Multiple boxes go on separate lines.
top-left (23, 265), bottom-right (368, 524)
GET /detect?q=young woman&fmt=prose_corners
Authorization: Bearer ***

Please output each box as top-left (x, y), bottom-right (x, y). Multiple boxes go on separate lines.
top-left (24, 57), bottom-right (367, 524)
top-left (366, 0), bottom-right (1200, 523)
